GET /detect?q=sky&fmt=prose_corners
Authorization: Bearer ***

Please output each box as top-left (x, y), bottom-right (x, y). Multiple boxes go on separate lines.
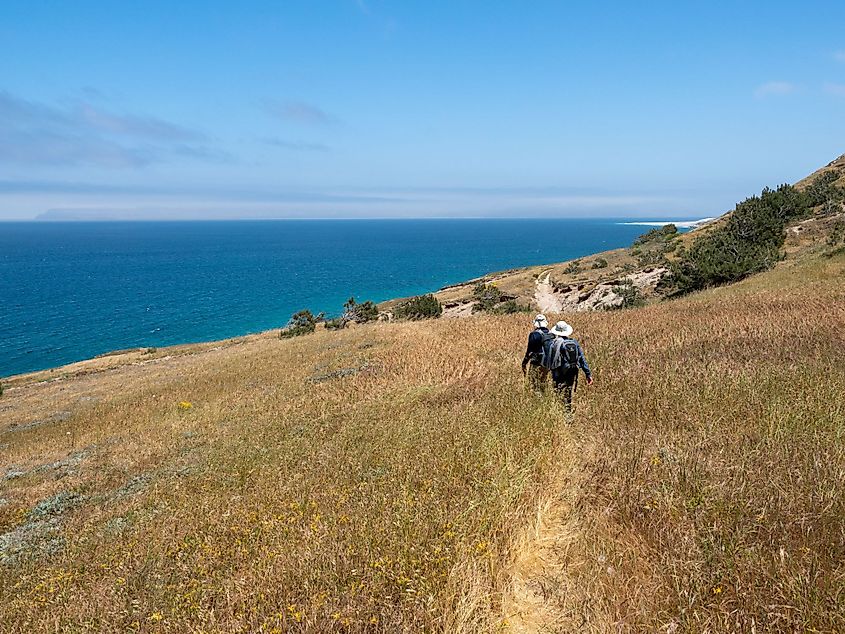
top-left (1, 0), bottom-right (844, 220)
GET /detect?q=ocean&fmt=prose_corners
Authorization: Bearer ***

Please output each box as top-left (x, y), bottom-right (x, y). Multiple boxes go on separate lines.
top-left (0, 219), bottom-right (678, 377)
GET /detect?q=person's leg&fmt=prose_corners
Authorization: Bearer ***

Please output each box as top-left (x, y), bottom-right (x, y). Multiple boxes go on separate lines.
top-left (553, 369), bottom-right (577, 412)
top-left (528, 364), bottom-right (545, 394)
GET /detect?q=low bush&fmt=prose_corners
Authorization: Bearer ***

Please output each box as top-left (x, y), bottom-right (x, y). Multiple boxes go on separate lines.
top-left (669, 183), bottom-right (818, 294)
top-left (393, 294), bottom-right (442, 320)
top-left (323, 317), bottom-right (346, 330)
top-left (804, 170), bottom-right (843, 207)
top-left (633, 223), bottom-right (678, 247)
top-left (592, 258), bottom-right (609, 269)
top-left (280, 309), bottom-right (318, 338)
top-left (471, 282), bottom-right (503, 313)
top-left (342, 297), bottom-right (379, 325)
top-left (493, 300), bottom-right (532, 314)
top-left (563, 259), bottom-right (582, 275)
top-left (611, 281), bottom-right (645, 309)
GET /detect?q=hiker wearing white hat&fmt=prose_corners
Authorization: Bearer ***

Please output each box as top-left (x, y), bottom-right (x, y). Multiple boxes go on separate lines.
top-left (543, 320), bottom-right (593, 411)
top-left (521, 314), bottom-right (552, 393)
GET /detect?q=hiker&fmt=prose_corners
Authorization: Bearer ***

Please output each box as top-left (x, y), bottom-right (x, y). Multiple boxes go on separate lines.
top-left (543, 320), bottom-right (593, 411)
top-left (521, 314), bottom-right (552, 393)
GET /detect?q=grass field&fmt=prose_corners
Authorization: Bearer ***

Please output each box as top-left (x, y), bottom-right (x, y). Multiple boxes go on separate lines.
top-left (1, 251), bottom-right (844, 632)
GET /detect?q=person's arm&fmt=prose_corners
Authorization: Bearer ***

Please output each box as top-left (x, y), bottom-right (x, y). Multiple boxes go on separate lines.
top-left (521, 334), bottom-right (532, 373)
top-left (577, 341), bottom-right (593, 383)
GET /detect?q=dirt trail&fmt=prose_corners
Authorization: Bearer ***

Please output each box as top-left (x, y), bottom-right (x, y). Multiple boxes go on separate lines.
top-left (534, 271), bottom-right (563, 314)
top-left (501, 430), bottom-right (606, 632)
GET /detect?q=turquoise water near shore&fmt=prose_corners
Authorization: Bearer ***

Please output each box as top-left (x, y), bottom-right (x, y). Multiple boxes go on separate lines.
top-left (0, 219), bottom-right (679, 377)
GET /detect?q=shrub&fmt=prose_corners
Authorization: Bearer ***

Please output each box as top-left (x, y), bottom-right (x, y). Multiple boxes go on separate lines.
top-left (631, 224), bottom-right (678, 266)
top-left (828, 220), bottom-right (845, 247)
top-left (471, 283), bottom-right (503, 313)
top-left (280, 309), bottom-right (317, 338)
top-left (323, 317), bottom-right (346, 330)
top-left (611, 281), bottom-right (645, 309)
top-left (821, 199), bottom-right (843, 217)
top-left (635, 250), bottom-right (668, 268)
top-left (393, 294), bottom-right (442, 320)
top-left (563, 259), bottom-right (582, 275)
top-left (342, 297), bottom-right (379, 324)
top-left (633, 223), bottom-right (678, 247)
top-left (805, 170), bottom-right (842, 208)
top-left (592, 258), bottom-right (609, 269)
top-left (493, 300), bottom-right (532, 314)
top-left (0, 382), bottom-right (4, 398)
top-left (669, 184), bottom-right (814, 294)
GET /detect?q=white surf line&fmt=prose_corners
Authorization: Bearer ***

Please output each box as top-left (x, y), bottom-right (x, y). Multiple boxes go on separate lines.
top-left (618, 217), bottom-right (716, 228)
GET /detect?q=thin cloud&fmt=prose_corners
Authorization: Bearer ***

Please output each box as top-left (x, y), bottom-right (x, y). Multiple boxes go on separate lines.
top-left (261, 137), bottom-right (331, 152)
top-left (263, 99), bottom-right (335, 126)
top-left (77, 104), bottom-right (204, 141)
top-left (835, 50), bottom-right (845, 63)
top-left (0, 129), bottom-right (154, 168)
top-left (754, 81), bottom-right (795, 98)
top-left (823, 82), bottom-right (845, 97)
top-left (0, 90), bottom-right (215, 168)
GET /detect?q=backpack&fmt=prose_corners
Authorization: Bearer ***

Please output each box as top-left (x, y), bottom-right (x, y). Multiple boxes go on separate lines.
top-left (529, 330), bottom-right (555, 365)
top-left (542, 337), bottom-right (579, 371)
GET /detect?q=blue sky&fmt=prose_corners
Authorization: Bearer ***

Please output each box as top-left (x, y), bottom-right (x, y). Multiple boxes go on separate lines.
top-left (1, 0), bottom-right (844, 220)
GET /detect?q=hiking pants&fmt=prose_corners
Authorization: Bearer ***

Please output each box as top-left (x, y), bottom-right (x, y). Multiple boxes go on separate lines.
top-left (552, 368), bottom-right (578, 410)
top-left (527, 363), bottom-right (549, 394)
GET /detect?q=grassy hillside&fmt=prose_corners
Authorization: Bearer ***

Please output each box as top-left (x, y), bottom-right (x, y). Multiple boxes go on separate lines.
top-left (2, 244), bottom-right (844, 631)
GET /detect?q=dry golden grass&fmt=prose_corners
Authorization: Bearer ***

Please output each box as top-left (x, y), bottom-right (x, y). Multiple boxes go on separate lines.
top-left (1, 252), bottom-right (843, 632)
top-left (554, 253), bottom-right (845, 632)
top-left (1, 314), bottom-right (571, 632)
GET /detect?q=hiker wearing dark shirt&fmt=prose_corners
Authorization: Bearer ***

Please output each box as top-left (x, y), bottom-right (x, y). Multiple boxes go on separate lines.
top-left (544, 320), bottom-right (593, 411)
top-left (521, 314), bottom-right (551, 393)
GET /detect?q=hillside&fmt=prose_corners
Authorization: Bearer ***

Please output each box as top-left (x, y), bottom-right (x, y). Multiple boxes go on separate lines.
top-left (2, 157), bottom-right (845, 632)
top-left (385, 153), bottom-right (845, 317)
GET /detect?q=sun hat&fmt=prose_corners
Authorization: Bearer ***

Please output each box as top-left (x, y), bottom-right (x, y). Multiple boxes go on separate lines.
top-left (533, 314), bottom-right (548, 328)
top-left (550, 320), bottom-right (573, 337)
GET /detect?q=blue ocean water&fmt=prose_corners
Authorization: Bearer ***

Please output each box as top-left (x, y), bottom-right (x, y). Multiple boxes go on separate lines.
top-left (1, 219), bottom-right (664, 377)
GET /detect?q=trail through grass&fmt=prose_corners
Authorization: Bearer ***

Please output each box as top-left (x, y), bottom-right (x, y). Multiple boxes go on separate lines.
top-left (1, 254), bottom-right (843, 632)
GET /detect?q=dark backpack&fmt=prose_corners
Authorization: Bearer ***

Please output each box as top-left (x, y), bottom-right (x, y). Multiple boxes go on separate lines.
top-left (542, 337), bottom-right (579, 371)
top-left (529, 330), bottom-right (555, 365)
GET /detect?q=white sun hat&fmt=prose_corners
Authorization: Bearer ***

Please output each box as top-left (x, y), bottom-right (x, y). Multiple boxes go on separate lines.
top-left (550, 320), bottom-right (573, 337)
top-left (533, 314), bottom-right (548, 328)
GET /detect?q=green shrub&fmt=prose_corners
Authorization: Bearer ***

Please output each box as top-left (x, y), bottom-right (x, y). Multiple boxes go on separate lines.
top-left (828, 220), bottom-right (845, 247)
top-left (563, 259), bottom-right (582, 275)
top-left (634, 223), bottom-right (678, 247)
top-left (592, 258), bottom-right (609, 269)
top-left (0, 382), bottom-right (4, 398)
top-left (612, 281), bottom-right (645, 309)
top-left (393, 294), bottom-right (443, 320)
top-left (493, 300), bottom-right (532, 314)
top-left (631, 224), bottom-right (678, 265)
top-left (669, 184), bottom-right (815, 294)
top-left (636, 250), bottom-right (668, 267)
top-left (471, 283), bottom-right (503, 313)
top-left (821, 199), bottom-right (843, 217)
top-left (342, 297), bottom-right (379, 324)
top-left (805, 170), bottom-right (842, 208)
top-left (280, 309), bottom-right (318, 338)
top-left (323, 317), bottom-right (346, 330)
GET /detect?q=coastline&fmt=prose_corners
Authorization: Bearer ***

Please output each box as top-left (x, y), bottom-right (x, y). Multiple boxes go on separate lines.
top-left (0, 217), bottom-right (716, 383)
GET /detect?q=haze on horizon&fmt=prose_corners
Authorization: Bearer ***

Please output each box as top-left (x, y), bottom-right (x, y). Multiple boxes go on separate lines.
top-left (1, 1), bottom-right (844, 221)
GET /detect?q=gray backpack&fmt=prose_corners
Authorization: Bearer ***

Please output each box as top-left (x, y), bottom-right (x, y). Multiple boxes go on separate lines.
top-left (542, 337), bottom-right (579, 371)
